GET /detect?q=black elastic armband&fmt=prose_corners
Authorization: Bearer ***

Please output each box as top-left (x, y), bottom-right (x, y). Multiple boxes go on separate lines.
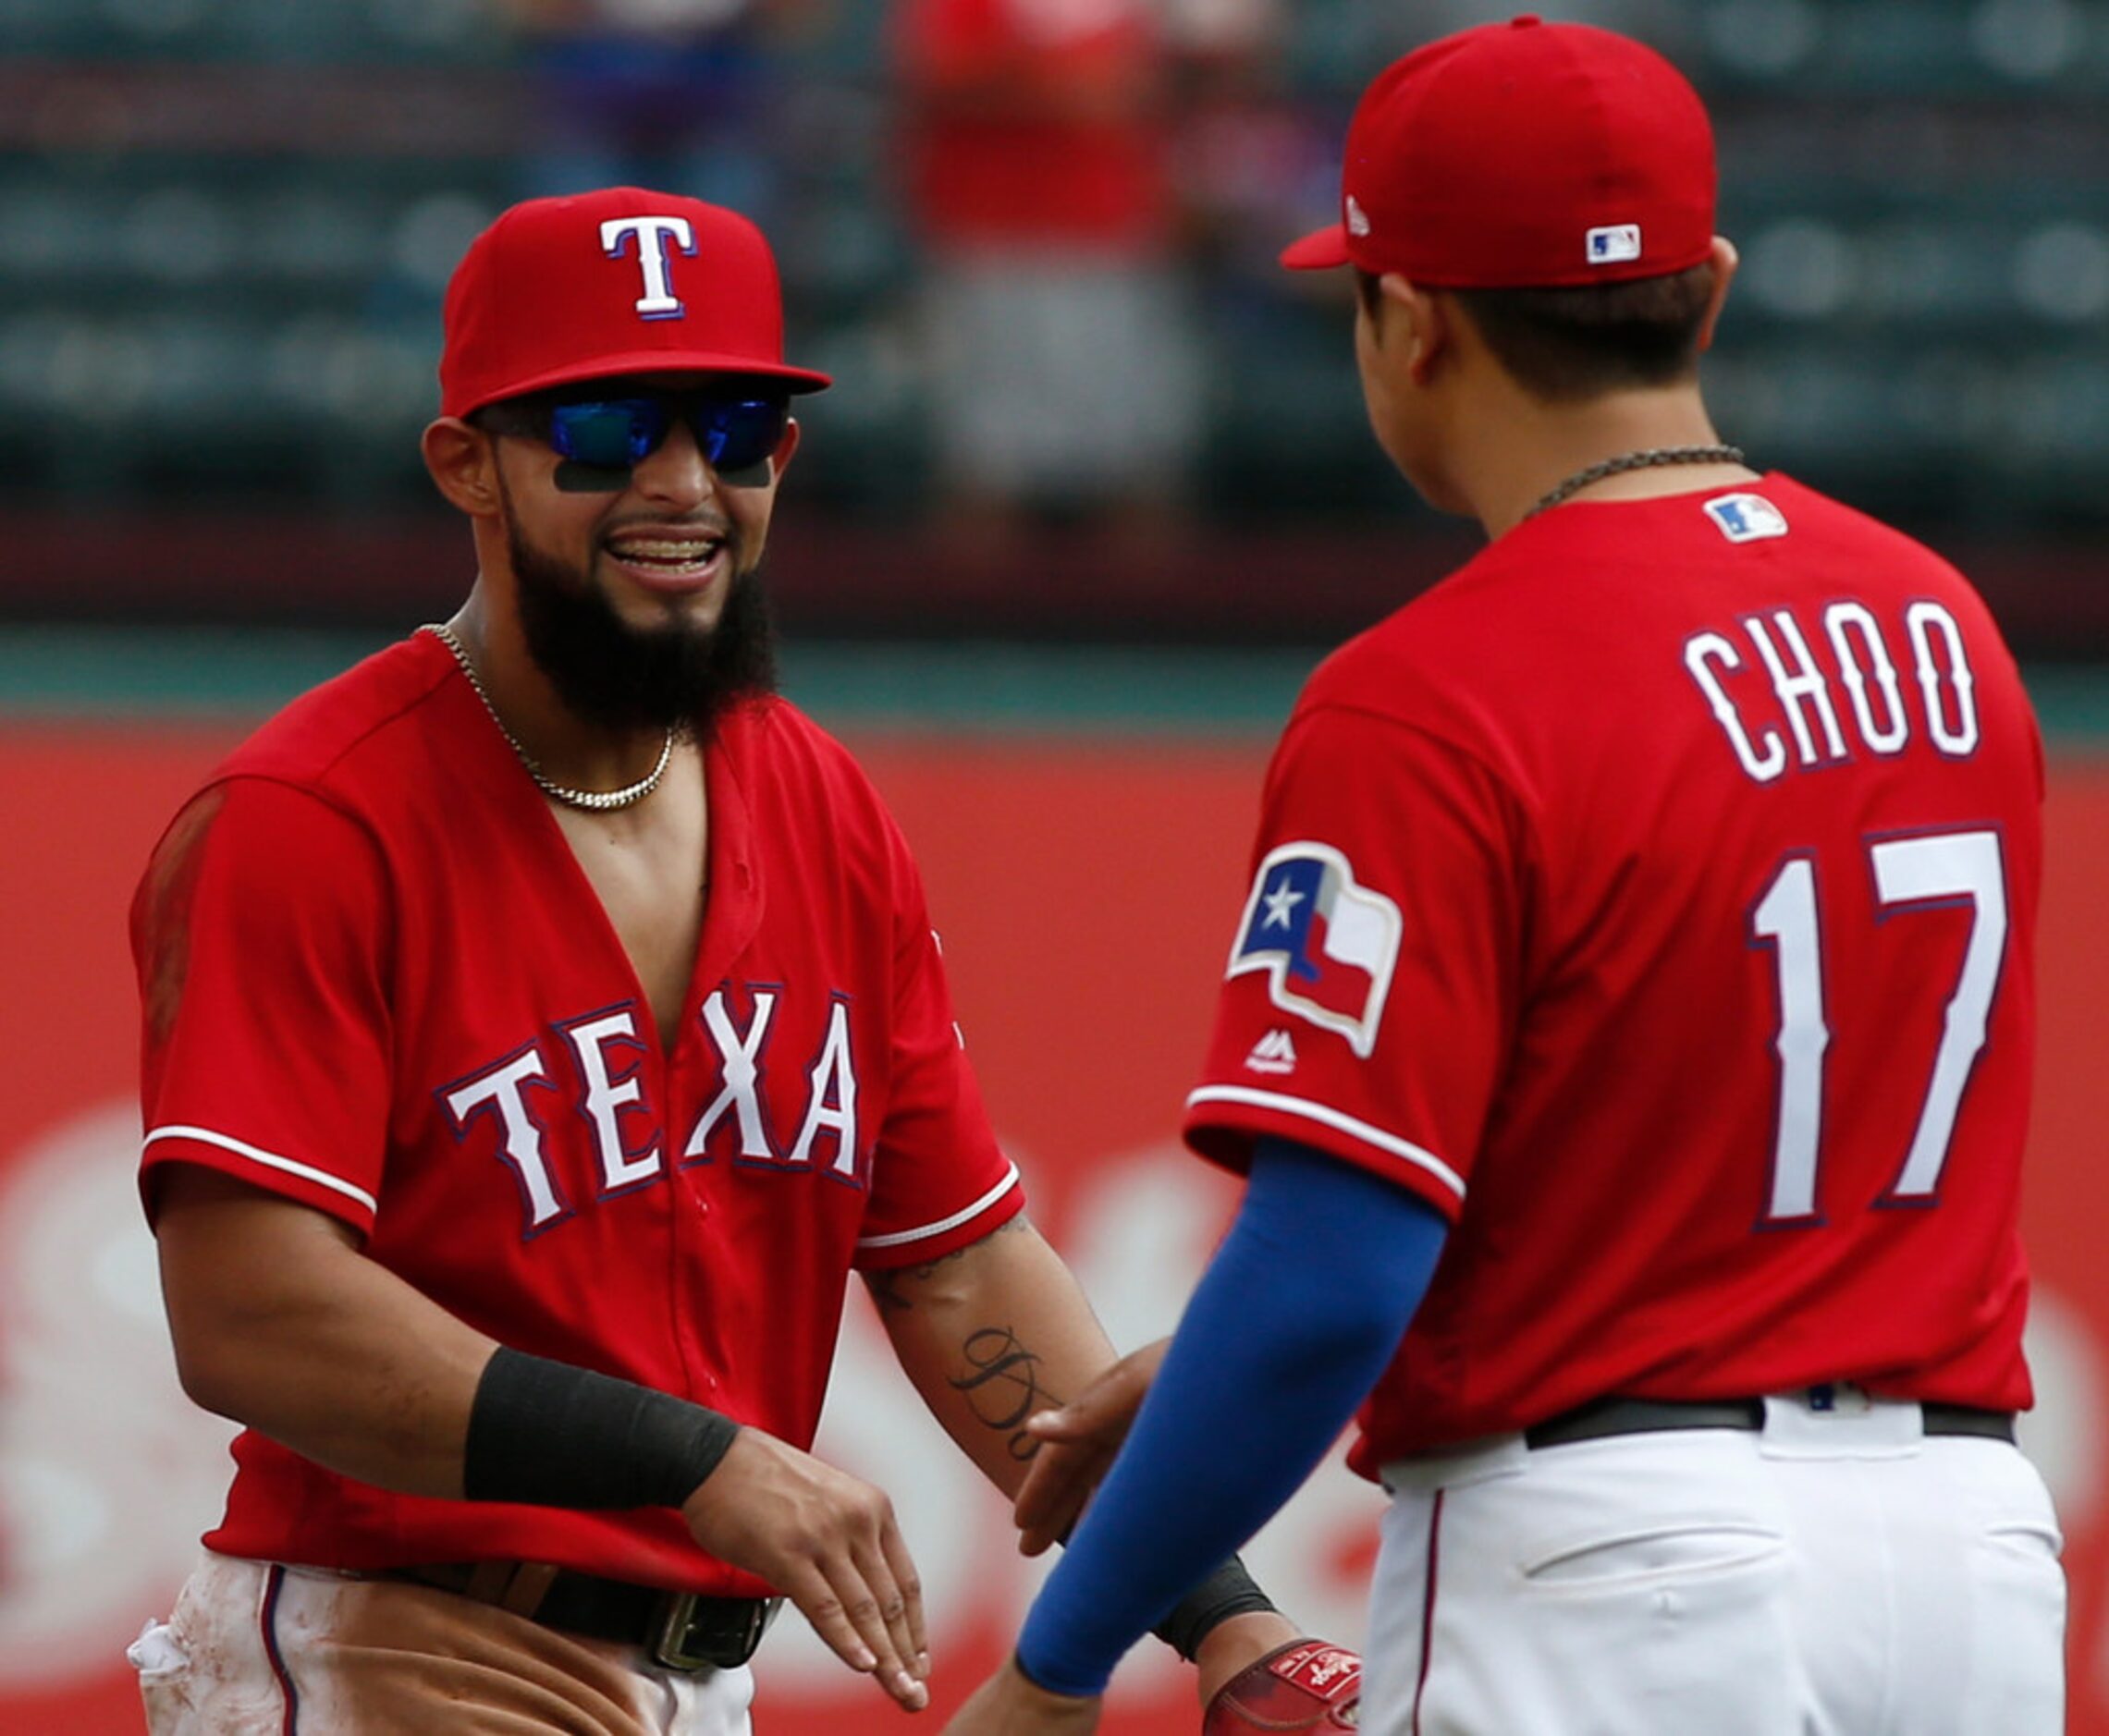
top-left (463, 1346), bottom-right (741, 1511)
top-left (1149, 1555), bottom-right (1279, 1662)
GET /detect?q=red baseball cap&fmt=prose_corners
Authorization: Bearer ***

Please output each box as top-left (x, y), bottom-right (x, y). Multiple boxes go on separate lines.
top-left (439, 187), bottom-right (831, 419)
top-left (1281, 16), bottom-right (1716, 288)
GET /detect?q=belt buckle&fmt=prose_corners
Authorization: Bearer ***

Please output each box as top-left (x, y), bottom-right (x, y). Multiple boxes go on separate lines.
top-left (648, 1592), bottom-right (775, 1673)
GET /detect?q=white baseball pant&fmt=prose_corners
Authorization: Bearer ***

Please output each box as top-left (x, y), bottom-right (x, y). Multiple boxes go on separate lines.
top-left (129, 1550), bottom-right (757, 1735)
top-left (1362, 1391), bottom-right (2065, 1734)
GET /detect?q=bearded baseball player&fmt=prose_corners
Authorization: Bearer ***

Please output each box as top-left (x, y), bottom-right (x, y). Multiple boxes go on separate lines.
top-left (945, 17), bottom-right (2065, 1736)
top-left (125, 186), bottom-right (1355, 1733)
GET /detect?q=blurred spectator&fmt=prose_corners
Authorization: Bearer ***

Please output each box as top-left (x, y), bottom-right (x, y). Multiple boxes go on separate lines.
top-left (1161, 1), bottom-right (1330, 297)
top-left (891, 0), bottom-right (1205, 543)
top-left (493, 0), bottom-right (782, 215)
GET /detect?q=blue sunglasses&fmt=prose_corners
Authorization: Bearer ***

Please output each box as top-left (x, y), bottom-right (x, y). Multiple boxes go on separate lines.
top-left (543, 393), bottom-right (791, 476)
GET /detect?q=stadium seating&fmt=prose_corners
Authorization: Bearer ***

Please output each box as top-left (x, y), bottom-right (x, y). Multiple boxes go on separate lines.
top-left (0, 0), bottom-right (2100, 546)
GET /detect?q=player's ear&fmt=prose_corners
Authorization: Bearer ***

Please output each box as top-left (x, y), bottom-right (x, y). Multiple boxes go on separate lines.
top-left (1387, 275), bottom-right (1450, 385)
top-left (423, 417), bottom-right (504, 517)
top-left (1695, 236), bottom-right (1739, 354)
top-left (770, 417), bottom-right (802, 479)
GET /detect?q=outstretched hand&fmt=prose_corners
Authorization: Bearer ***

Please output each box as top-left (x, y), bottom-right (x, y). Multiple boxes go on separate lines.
top-left (1012, 1338), bottom-right (1169, 1557)
top-left (681, 1427), bottom-right (929, 1711)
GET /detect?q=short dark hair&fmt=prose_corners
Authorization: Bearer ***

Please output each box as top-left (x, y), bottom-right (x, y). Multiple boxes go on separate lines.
top-left (1354, 266), bottom-right (1387, 324)
top-left (1354, 263), bottom-right (1717, 402)
top-left (465, 385), bottom-right (584, 441)
top-left (468, 397), bottom-right (543, 438)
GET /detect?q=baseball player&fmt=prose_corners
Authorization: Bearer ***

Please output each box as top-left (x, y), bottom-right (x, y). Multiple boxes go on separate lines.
top-left (944, 18), bottom-right (2065, 1735)
top-left (125, 187), bottom-right (1350, 1733)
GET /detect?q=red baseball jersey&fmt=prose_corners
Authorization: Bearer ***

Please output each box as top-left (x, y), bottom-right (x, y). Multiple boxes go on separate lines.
top-left (133, 633), bottom-right (1024, 1594)
top-left (1183, 477), bottom-right (2042, 1470)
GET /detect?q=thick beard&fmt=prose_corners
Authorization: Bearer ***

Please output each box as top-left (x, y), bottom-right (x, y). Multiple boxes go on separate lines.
top-left (504, 503), bottom-right (779, 739)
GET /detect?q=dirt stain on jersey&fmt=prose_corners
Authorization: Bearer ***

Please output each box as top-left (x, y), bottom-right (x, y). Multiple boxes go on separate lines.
top-left (137, 788), bottom-right (226, 1050)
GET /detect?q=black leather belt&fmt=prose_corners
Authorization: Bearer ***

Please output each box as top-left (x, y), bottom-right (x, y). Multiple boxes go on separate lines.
top-left (390, 1561), bottom-right (779, 1672)
top-left (1524, 1394), bottom-right (2016, 1450)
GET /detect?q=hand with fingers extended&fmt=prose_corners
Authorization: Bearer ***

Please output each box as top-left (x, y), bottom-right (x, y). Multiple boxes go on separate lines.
top-left (680, 1426), bottom-right (930, 1711)
top-left (1012, 1338), bottom-right (1168, 1557)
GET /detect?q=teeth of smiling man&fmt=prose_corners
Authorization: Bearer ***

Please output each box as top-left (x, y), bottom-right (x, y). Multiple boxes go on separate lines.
top-left (609, 535), bottom-right (723, 565)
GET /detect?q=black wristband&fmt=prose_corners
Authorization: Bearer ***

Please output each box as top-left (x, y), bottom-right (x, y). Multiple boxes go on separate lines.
top-left (1149, 1555), bottom-right (1279, 1661)
top-left (462, 1346), bottom-right (741, 1510)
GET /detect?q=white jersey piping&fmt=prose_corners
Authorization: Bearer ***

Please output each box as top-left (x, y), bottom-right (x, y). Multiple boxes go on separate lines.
top-left (142, 1125), bottom-right (380, 1216)
top-left (1184, 1086), bottom-right (1465, 1199)
top-left (856, 1162), bottom-right (1023, 1250)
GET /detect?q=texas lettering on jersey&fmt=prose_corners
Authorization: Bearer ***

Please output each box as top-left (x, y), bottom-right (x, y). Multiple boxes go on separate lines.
top-left (440, 984), bottom-right (867, 1240)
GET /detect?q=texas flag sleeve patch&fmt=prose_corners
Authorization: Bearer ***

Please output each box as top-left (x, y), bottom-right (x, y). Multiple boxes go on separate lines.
top-left (1227, 842), bottom-right (1403, 1058)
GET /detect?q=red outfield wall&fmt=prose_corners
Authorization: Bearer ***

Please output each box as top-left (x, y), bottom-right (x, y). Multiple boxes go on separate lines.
top-left (0, 724), bottom-right (2103, 1733)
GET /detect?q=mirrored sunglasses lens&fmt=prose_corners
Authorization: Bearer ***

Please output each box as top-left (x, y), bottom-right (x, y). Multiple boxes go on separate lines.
top-left (697, 400), bottom-right (789, 473)
top-left (549, 401), bottom-right (664, 468)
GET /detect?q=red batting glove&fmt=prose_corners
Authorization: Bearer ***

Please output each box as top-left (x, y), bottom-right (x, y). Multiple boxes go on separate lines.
top-left (1201, 1637), bottom-right (1362, 1731)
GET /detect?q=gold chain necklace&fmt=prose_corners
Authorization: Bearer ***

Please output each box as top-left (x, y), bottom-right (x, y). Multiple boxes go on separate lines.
top-left (422, 622), bottom-right (675, 813)
top-left (1524, 444), bottom-right (1746, 520)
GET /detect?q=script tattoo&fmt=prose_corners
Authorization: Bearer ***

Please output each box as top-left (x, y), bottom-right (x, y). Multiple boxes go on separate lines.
top-left (949, 1326), bottom-right (1058, 1461)
top-left (858, 1221), bottom-right (1059, 1460)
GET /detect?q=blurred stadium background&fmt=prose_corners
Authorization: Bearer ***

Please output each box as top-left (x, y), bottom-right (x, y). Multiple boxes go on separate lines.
top-left (1, 0), bottom-right (2105, 1730)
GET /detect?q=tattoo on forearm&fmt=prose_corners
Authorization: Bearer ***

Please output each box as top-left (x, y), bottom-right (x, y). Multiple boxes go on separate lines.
top-left (949, 1326), bottom-right (1060, 1461)
top-left (864, 1250), bottom-right (962, 1314)
top-left (863, 1216), bottom-right (1032, 1314)
top-left (859, 1220), bottom-right (1062, 1461)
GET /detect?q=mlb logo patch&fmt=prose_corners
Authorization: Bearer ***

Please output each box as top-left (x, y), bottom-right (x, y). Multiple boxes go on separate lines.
top-left (1346, 194), bottom-right (1371, 238)
top-left (1705, 493), bottom-right (1789, 543)
top-left (1228, 843), bottom-right (1402, 1058)
top-left (1587, 224), bottom-right (1642, 265)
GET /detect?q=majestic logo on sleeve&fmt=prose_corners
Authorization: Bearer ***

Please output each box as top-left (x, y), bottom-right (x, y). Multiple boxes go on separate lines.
top-left (1244, 1029), bottom-right (1300, 1075)
top-left (1228, 843), bottom-right (1402, 1058)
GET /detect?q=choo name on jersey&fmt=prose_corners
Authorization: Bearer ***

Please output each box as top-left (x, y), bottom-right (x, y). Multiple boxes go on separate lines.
top-left (438, 982), bottom-right (864, 1238)
top-left (1684, 597), bottom-right (1980, 783)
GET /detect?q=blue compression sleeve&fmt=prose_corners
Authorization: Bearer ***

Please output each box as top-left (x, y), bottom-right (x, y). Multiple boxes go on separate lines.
top-left (1015, 1138), bottom-right (1448, 1696)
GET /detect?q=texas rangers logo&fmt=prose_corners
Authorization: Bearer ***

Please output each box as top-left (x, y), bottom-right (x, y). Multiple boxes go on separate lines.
top-left (1228, 843), bottom-right (1402, 1058)
top-left (602, 214), bottom-right (698, 321)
